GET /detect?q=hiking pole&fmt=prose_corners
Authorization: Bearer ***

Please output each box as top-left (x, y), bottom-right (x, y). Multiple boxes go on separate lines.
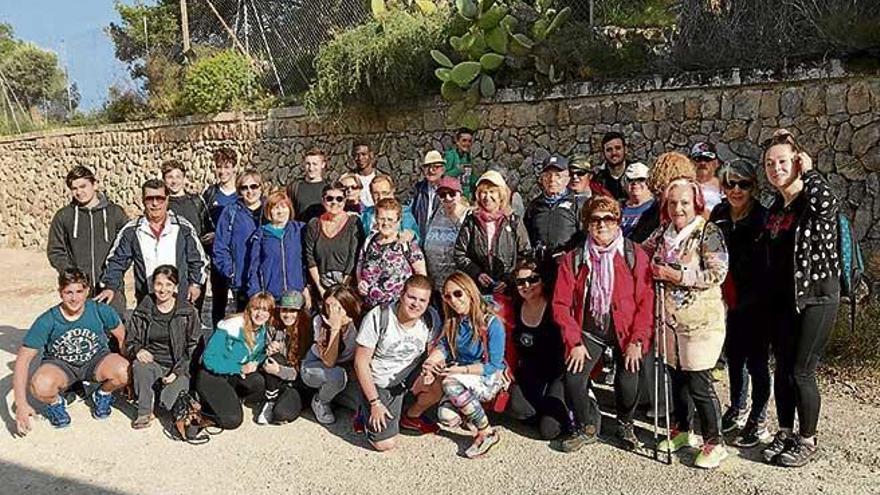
top-left (652, 281), bottom-right (662, 461)
top-left (658, 282), bottom-right (673, 465)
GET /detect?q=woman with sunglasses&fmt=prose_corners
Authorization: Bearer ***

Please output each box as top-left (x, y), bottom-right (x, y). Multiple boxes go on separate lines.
top-left (553, 196), bottom-right (654, 453)
top-left (708, 160), bottom-right (771, 448)
top-left (214, 169), bottom-right (264, 312)
top-left (504, 259), bottom-right (569, 442)
top-left (356, 198), bottom-right (427, 308)
top-left (759, 130), bottom-right (840, 468)
top-left (339, 173), bottom-right (364, 213)
top-left (304, 182), bottom-right (365, 299)
top-left (454, 170), bottom-right (531, 296)
top-left (423, 177), bottom-right (470, 293)
top-left (195, 291), bottom-right (275, 430)
top-left (643, 178), bottom-right (729, 469)
top-left (421, 272), bottom-right (506, 458)
top-left (621, 162), bottom-right (655, 238)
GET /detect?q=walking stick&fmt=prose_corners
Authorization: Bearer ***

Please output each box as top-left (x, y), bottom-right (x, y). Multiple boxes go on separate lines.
top-left (659, 282), bottom-right (672, 465)
top-left (653, 281), bottom-right (673, 465)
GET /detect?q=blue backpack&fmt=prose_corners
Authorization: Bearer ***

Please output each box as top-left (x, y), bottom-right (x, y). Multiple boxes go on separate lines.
top-left (837, 213), bottom-right (865, 331)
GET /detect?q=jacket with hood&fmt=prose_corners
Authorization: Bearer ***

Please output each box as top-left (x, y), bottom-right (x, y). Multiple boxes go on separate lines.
top-left (47, 193), bottom-right (129, 288)
top-left (454, 210), bottom-right (531, 292)
top-left (125, 296), bottom-right (201, 378)
top-left (246, 221), bottom-right (307, 299)
top-left (101, 210), bottom-right (209, 303)
top-left (202, 314), bottom-right (268, 375)
top-left (213, 200), bottom-right (263, 291)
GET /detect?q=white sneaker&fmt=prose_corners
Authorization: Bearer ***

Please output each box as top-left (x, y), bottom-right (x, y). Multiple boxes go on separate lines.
top-left (256, 401), bottom-right (274, 425)
top-left (311, 395), bottom-right (335, 425)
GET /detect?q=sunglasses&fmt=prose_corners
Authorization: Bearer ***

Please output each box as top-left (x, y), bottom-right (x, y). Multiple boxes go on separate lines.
top-left (342, 184), bottom-right (363, 192)
top-left (723, 179), bottom-right (754, 191)
top-left (324, 195), bottom-right (345, 203)
top-left (443, 289), bottom-right (465, 301)
top-left (515, 274), bottom-right (541, 287)
top-left (144, 195), bottom-right (167, 203)
top-left (761, 132), bottom-right (797, 149)
top-left (438, 190), bottom-right (459, 200)
top-left (423, 163), bottom-right (445, 170)
top-left (589, 215), bottom-right (618, 227)
top-left (238, 183), bottom-right (261, 192)
top-left (628, 178), bottom-right (647, 184)
top-left (570, 169), bottom-right (590, 178)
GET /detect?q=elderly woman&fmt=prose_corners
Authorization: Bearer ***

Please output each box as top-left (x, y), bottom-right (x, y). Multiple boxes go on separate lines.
top-left (759, 131), bottom-right (840, 468)
top-left (454, 170), bottom-right (531, 295)
top-left (629, 152), bottom-right (697, 244)
top-left (304, 182), bottom-right (365, 298)
top-left (356, 198), bottom-right (427, 308)
top-left (708, 160), bottom-right (771, 448)
top-left (553, 196), bottom-right (654, 453)
top-left (643, 179), bottom-right (729, 469)
top-left (423, 177), bottom-right (469, 293)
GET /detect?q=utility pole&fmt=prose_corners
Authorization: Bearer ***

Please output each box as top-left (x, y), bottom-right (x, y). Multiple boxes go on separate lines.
top-left (180, 0), bottom-right (191, 55)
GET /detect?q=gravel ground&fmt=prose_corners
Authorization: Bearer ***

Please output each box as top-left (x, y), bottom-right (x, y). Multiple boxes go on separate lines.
top-left (0, 248), bottom-right (877, 495)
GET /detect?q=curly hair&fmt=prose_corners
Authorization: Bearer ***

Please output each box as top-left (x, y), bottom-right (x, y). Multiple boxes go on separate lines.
top-left (648, 151), bottom-right (697, 196)
top-left (581, 195), bottom-right (622, 231)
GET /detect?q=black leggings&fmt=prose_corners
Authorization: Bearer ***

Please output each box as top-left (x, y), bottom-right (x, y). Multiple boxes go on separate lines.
top-left (564, 336), bottom-right (641, 429)
top-left (669, 367), bottom-right (723, 445)
top-left (506, 372), bottom-right (568, 440)
top-left (262, 355), bottom-right (305, 424)
top-left (771, 302), bottom-right (838, 438)
top-left (195, 368), bottom-right (266, 430)
top-left (726, 309), bottom-right (771, 423)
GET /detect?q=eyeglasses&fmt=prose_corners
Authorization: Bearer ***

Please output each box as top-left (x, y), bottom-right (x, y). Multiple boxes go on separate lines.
top-left (238, 183), bottom-right (261, 192)
top-left (442, 289), bottom-right (465, 301)
top-left (144, 195), bottom-right (167, 203)
top-left (570, 169), bottom-right (590, 178)
top-left (723, 179), bottom-right (754, 191)
top-left (423, 163), bottom-right (445, 170)
top-left (515, 274), bottom-right (541, 287)
top-left (324, 195), bottom-right (345, 203)
top-left (628, 178), bottom-right (647, 184)
top-left (438, 190), bottom-right (459, 200)
top-left (589, 215), bottom-right (618, 227)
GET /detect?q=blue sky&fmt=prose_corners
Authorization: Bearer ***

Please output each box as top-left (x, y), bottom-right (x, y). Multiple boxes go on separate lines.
top-left (0, 0), bottom-right (143, 111)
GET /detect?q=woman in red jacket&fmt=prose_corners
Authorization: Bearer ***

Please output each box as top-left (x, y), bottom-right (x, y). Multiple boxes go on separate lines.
top-left (553, 196), bottom-right (654, 453)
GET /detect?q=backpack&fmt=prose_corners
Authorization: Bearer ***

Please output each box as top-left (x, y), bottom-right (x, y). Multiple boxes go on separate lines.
top-left (377, 303), bottom-right (441, 344)
top-left (837, 212), bottom-right (865, 332)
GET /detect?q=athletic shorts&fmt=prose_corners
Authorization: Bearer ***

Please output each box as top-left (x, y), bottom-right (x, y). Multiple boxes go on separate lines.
top-left (362, 362), bottom-right (423, 443)
top-left (41, 351), bottom-right (112, 389)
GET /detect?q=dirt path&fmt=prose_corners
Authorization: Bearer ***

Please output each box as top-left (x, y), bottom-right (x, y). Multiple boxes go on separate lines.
top-left (0, 248), bottom-right (877, 495)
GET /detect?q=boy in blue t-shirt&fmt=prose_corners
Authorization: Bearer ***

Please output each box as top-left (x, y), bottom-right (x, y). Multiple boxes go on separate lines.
top-left (13, 268), bottom-right (129, 436)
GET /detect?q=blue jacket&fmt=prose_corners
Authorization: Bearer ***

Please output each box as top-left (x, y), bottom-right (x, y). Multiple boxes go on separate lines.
top-left (202, 315), bottom-right (268, 375)
top-left (247, 222), bottom-right (307, 299)
top-left (438, 315), bottom-right (506, 377)
top-left (361, 205), bottom-right (421, 243)
top-left (213, 200), bottom-right (262, 290)
top-left (410, 179), bottom-right (440, 243)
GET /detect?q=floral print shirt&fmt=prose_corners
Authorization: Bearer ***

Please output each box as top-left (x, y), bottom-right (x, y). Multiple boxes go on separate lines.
top-left (357, 234), bottom-right (425, 308)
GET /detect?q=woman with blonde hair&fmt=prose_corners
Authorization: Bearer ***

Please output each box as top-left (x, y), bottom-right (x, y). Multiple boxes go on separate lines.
top-left (422, 271), bottom-right (507, 458)
top-left (195, 291), bottom-right (275, 430)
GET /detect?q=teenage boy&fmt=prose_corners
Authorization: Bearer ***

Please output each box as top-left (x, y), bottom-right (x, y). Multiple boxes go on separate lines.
top-left (287, 147), bottom-right (329, 224)
top-left (13, 268), bottom-right (129, 435)
top-left (202, 148), bottom-right (239, 325)
top-left (163, 160), bottom-right (209, 239)
top-left (443, 128), bottom-right (478, 198)
top-left (47, 166), bottom-right (129, 317)
top-left (354, 275), bottom-right (443, 451)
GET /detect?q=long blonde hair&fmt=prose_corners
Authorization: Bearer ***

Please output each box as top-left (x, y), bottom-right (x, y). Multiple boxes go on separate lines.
top-left (441, 272), bottom-right (493, 359)
top-left (243, 292), bottom-right (275, 350)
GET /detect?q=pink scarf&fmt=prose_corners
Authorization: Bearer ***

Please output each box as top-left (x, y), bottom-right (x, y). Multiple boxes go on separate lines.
top-left (588, 233), bottom-right (624, 321)
top-left (474, 208), bottom-right (507, 255)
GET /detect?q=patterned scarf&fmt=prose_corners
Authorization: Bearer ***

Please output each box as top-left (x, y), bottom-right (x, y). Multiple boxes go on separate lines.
top-left (661, 215), bottom-right (704, 263)
top-left (587, 232), bottom-right (624, 321)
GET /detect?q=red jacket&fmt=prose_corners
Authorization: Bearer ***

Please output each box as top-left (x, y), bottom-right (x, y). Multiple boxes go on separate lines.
top-left (552, 243), bottom-right (654, 356)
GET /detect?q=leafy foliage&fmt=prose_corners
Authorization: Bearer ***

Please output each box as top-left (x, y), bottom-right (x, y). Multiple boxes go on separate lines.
top-left (181, 49), bottom-right (264, 114)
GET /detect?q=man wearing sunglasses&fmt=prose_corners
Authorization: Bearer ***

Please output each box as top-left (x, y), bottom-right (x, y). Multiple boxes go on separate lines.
top-left (568, 155), bottom-right (612, 209)
top-left (98, 179), bottom-right (208, 307)
top-left (690, 141), bottom-right (725, 216)
top-left (525, 155), bottom-right (581, 276)
top-left (410, 150), bottom-right (446, 243)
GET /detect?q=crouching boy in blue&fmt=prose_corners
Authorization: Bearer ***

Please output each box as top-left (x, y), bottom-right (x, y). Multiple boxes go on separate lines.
top-left (13, 268), bottom-right (129, 435)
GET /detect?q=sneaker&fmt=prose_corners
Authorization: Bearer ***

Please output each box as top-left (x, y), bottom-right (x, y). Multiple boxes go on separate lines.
top-left (560, 424), bottom-right (599, 453)
top-left (464, 429), bottom-right (501, 459)
top-left (762, 430), bottom-right (795, 464)
top-left (400, 414), bottom-right (440, 435)
top-left (657, 429), bottom-right (696, 453)
top-left (131, 414), bottom-right (153, 430)
top-left (777, 436), bottom-right (818, 468)
top-left (618, 421), bottom-right (641, 450)
top-left (733, 421), bottom-right (771, 448)
top-left (353, 408), bottom-right (366, 434)
top-left (44, 399), bottom-right (71, 428)
top-left (256, 401), bottom-right (274, 425)
top-left (721, 406), bottom-right (749, 433)
top-left (91, 389), bottom-right (114, 420)
top-left (695, 442), bottom-right (729, 469)
top-left (310, 395), bottom-right (335, 425)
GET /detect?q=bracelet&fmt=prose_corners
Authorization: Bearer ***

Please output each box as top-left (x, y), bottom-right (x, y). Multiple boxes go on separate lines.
top-left (369, 397), bottom-right (381, 405)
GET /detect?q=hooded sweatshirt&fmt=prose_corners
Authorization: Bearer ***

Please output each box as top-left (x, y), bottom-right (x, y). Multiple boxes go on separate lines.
top-left (46, 193), bottom-right (129, 289)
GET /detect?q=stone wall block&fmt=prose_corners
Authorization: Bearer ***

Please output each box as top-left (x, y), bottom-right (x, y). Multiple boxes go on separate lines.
top-left (847, 82), bottom-right (872, 114)
top-left (852, 122), bottom-right (880, 157)
top-left (759, 90), bottom-right (780, 118)
top-left (780, 88), bottom-right (803, 118)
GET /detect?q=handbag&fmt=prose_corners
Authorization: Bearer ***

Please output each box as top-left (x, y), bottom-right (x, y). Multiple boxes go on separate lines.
top-left (170, 390), bottom-right (211, 445)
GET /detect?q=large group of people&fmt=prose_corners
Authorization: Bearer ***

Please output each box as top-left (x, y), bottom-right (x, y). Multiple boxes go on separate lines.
top-left (13, 127), bottom-right (842, 468)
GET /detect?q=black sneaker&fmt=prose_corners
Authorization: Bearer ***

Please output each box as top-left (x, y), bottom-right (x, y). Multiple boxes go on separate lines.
top-left (721, 406), bottom-right (748, 433)
top-left (733, 420), bottom-right (771, 448)
top-left (560, 425), bottom-right (598, 453)
top-left (618, 421), bottom-right (641, 450)
top-left (762, 430), bottom-right (795, 463)
top-left (777, 436), bottom-right (818, 468)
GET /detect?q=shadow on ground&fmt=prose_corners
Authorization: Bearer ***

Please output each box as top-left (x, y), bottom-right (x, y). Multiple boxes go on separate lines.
top-left (0, 460), bottom-right (131, 494)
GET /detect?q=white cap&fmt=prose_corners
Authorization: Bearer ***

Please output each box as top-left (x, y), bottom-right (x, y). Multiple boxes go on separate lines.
top-left (625, 162), bottom-right (649, 180)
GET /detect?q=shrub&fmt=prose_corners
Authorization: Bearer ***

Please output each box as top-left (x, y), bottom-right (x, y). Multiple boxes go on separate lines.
top-left (181, 49), bottom-right (263, 114)
top-left (304, 9), bottom-right (449, 114)
top-left (826, 297), bottom-right (880, 370)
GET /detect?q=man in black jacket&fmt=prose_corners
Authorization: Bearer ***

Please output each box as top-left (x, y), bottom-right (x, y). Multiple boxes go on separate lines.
top-left (47, 166), bottom-right (129, 317)
top-left (525, 155), bottom-right (581, 278)
top-left (593, 132), bottom-right (630, 201)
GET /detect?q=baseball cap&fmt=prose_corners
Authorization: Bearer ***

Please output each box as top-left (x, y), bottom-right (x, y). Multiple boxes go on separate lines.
top-left (278, 290), bottom-right (306, 310)
top-left (435, 176), bottom-right (462, 193)
top-left (720, 159), bottom-right (758, 182)
top-left (538, 155), bottom-right (569, 174)
top-left (476, 170), bottom-right (507, 189)
top-left (625, 162), bottom-right (650, 180)
top-left (690, 142), bottom-right (717, 161)
top-left (568, 154), bottom-right (596, 173)
top-left (423, 150), bottom-right (445, 166)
